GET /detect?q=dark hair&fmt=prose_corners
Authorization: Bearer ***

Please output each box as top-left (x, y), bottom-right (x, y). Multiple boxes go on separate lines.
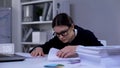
top-left (52, 13), bottom-right (74, 28)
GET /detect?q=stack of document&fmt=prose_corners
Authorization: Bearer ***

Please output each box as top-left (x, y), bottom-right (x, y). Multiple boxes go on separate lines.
top-left (76, 46), bottom-right (107, 57)
top-left (103, 45), bottom-right (120, 55)
top-left (47, 48), bottom-right (80, 62)
top-left (76, 46), bottom-right (106, 64)
top-left (76, 46), bottom-right (120, 63)
top-left (47, 46), bottom-right (120, 64)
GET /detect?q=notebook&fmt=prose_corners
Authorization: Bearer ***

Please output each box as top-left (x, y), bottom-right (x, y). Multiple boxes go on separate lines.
top-left (0, 54), bottom-right (25, 62)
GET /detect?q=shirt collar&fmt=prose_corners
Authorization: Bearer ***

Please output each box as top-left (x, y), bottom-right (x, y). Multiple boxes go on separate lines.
top-left (74, 29), bottom-right (78, 37)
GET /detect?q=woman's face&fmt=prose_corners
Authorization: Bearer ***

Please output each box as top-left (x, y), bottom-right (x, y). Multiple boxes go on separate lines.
top-left (53, 25), bottom-right (74, 43)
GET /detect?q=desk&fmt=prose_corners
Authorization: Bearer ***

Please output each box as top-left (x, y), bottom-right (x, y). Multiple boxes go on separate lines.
top-left (0, 53), bottom-right (120, 68)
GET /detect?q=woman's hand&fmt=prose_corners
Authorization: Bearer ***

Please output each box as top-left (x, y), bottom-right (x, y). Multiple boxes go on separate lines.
top-left (57, 46), bottom-right (77, 58)
top-left (30, 47), bottom-right (45, 57)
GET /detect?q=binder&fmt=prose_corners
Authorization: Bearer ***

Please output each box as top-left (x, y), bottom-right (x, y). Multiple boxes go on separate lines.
top-left (32, 32), bottom-right (47, 44)
top-left (23, 28), bottom-right (33, 42)
top-left (42, 2), bottom-right (50, 21)
top-left (46, 2), bottom-right (53, 21)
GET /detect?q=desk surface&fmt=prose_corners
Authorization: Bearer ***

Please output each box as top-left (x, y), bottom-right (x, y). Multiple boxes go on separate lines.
top-left (0, 53), bottom-right (120, 68)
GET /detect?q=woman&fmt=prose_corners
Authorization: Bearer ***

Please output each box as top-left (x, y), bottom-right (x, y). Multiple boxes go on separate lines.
top-left (30, 13), bottom-right (103, 58)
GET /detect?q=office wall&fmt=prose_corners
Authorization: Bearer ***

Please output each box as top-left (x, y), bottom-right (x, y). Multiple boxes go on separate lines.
top-left (0, 8), bottom-right (12, 43)
top-left (70, 0), bottom-right (120, 45)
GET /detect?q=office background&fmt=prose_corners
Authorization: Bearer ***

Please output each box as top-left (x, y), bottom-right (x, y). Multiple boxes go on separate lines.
top-left (70, 0), bottom-right (120, 45)
top-left (0, 0), bottom-right (120, 52)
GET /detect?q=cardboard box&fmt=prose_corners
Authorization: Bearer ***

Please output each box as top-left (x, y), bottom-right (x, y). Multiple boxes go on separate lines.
top-left (0, 43), bottom-right (14, 54)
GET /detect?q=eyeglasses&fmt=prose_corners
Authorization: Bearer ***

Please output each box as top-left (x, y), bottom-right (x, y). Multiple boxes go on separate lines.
top-left (53, 28), bottom-right (70, 37)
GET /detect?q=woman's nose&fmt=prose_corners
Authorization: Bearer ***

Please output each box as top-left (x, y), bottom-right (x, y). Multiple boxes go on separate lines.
top-left (58, 34), bottom-right (64, 39)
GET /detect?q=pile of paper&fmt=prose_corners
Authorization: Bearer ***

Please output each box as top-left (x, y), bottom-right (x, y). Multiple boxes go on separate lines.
top-left (47, 48), bottom-right (80, 62)
top-left (47, 46), bottom-right (120, 64)
top-left (76, 46), bottom-right (120, 64)
top-left (103, 45), bottom-right (120, 55)
top-left (76, 46), bottom-right (108, 56)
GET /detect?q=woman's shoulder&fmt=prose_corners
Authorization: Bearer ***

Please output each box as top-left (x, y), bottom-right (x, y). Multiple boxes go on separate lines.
top-left (75, 25), bottom-right (94, 34)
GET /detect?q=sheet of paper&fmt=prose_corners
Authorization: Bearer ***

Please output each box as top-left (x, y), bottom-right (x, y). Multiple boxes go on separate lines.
top-left (76, 46), bottom-right (108, 57)
top-left (77, 46), bottom-right (120, 58)
top-left (47, 48), bottom-right (80, 61)
top-left (16, 52), bottom-right (33, 58)
top-left (104, 46), bottom-right (120, 55)
top-left (78, 52), bottom-right (101, 64)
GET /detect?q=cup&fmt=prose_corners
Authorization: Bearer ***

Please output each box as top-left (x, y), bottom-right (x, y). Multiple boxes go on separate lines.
top-left (39, 16), bottom-right (43, 21)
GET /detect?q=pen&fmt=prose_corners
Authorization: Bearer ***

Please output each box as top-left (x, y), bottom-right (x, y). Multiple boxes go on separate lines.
top-left (69, 60), bottom-right (81, 64)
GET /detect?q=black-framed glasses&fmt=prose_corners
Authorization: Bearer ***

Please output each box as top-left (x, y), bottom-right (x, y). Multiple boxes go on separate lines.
top-left (53, 28), bottom-right (70, 37)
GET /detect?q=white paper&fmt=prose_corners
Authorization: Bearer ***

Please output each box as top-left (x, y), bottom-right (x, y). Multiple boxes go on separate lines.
top-left (47, 48), bottom-right (80, 61)
top-left (76, 46), bottom-right (104, 51)
top-left (76, 46), bottom-right (120, 59)
top-left (76, 46), bottom-right (108, 57)
top-left (78, 52), bottom-right (101, 64)
top-left (104, 46), bottom-right (120, 55)
top-left (16, 52), bottom-right (33, 58)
